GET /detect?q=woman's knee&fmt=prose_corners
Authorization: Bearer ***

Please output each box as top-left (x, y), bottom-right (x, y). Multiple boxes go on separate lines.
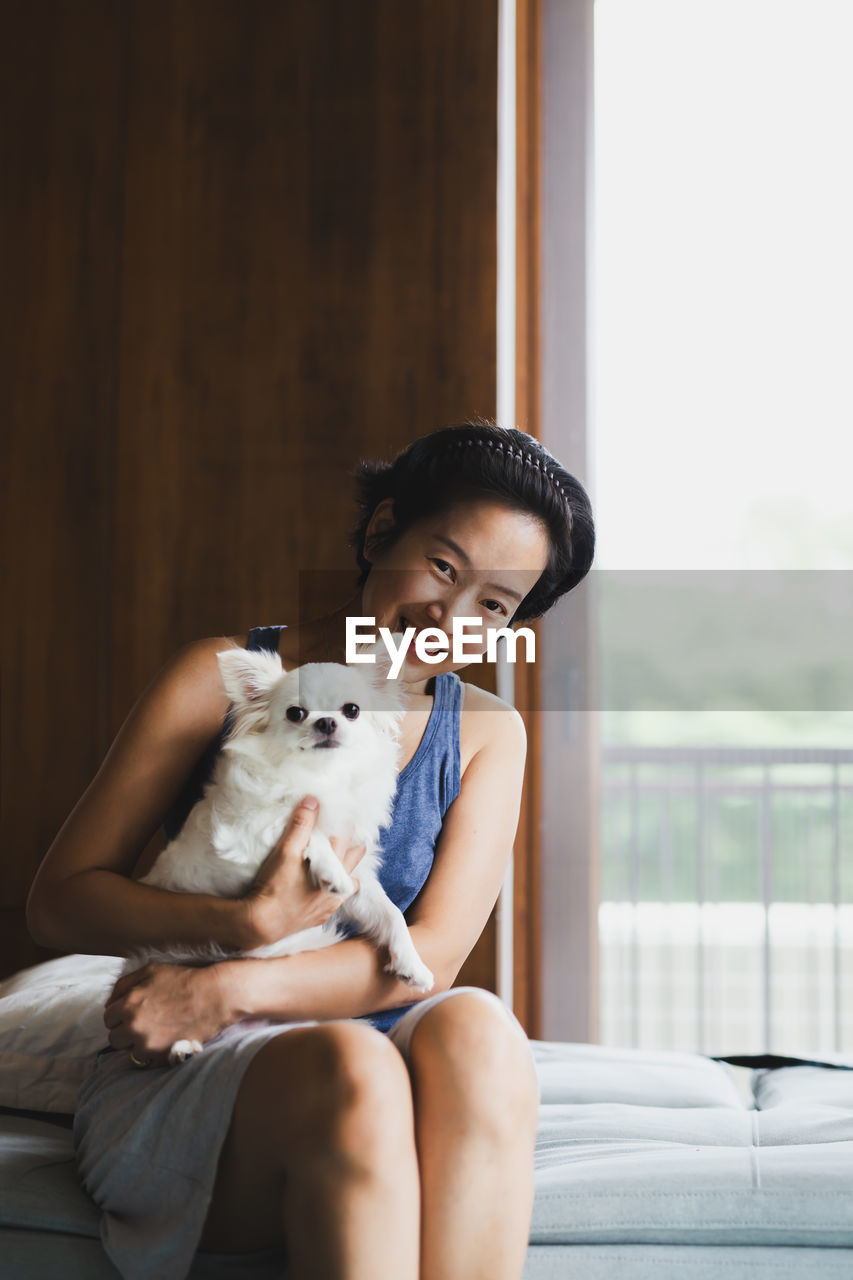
top-left (250, 1022), bottom-right (415, 1172)
top-left (409, 991), bottom-right (540, 1135)
top-left (201, 1025), bottom-right (416, 1251)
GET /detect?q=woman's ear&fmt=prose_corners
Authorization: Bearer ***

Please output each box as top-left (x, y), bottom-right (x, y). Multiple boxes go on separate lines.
top-left (363, 498), bottom-right (396, 562)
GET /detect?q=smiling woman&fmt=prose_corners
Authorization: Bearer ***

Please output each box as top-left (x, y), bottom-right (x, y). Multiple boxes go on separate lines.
top-left (26, 421), bottom-right (594, 1280)
top-left (351, 422), bottom-right (594, 621)
top-left (358, 497), bottom-right (547, 676)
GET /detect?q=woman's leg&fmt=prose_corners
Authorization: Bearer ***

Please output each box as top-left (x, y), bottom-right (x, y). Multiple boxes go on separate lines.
top-left (401, 989), bottom-right (540, 1280)
top-left (199, 1021), bottom-right (420, 1280)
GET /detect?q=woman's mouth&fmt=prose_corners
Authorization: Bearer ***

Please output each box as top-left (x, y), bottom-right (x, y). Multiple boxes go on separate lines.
top-left (397, 615), bottom-right (447, 658)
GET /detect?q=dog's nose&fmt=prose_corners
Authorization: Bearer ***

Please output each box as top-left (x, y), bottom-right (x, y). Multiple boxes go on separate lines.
top-left (315, 717), bottom-right (337, 737)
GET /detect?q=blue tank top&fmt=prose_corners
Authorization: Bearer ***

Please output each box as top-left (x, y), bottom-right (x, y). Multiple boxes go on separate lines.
top-left (162, 625), bottom-right (463, 1032)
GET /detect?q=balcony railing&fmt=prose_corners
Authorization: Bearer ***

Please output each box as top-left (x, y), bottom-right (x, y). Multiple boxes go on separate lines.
top-left (600, 746), bottom-right (853, 1055)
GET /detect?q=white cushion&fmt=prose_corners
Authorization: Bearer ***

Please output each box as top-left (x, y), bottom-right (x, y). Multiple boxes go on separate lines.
top-left (528, 1041), bottom-right (853, 1247)
top-left (0, 954), bottom-right (123, 1113)
top-left (753, 1055), bottom-right (853, 1110)
top-left (531, 1040), bottom-right (744, 1108)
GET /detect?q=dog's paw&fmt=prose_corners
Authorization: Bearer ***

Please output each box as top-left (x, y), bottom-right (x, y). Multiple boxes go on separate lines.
top-left (386, 956), bottom-right (434, 994)
top-left (168, 1039), bottom-right (203, 1064)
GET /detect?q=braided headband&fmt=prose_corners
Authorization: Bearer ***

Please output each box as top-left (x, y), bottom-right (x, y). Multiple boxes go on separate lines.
top-left (443, 435), bottom-right (570, 503)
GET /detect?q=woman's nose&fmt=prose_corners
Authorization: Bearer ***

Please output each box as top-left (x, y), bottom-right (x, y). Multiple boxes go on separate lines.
top-left (425, 600), bottom-right (446, 626)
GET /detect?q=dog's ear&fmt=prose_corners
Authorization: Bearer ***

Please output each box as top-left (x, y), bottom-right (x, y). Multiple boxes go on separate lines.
top-left (217, 648), bottom-right (283, 707)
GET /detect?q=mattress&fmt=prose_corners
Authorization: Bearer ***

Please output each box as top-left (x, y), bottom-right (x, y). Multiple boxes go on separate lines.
top-left (1, 1042), bottom-right (851, 1279)
top-left (527, 1042), bottom-right (853, 1277)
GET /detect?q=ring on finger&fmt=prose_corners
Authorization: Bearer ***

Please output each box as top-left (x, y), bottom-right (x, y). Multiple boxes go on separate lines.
top-left (129, 1048), bottom-right (152, 1069)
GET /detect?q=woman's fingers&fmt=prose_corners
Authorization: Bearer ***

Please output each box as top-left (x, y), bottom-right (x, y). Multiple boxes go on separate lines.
top-left (103, 1003), bottom-right (125, 1030)
top-left (105, 964), bottom-right (150, 1009)
top-left (106, 1024), bottom-right (132, 1049)
top-left (329, 834), bottom-right (366, 875)
top-left (102, 965), bottom-right (227, 1065)
top-left (256, 800), bottom-right (319, 886)
top-left (280, 806), bottom-right (360, 873)
top-left (242, 800), bottom-right (368, 946)
top-left (243, 799), bottom-right (328, 944)
top-left (343, 843), bottom-right (366, 874)
top-left (279, 797), bottom-right (319, 853)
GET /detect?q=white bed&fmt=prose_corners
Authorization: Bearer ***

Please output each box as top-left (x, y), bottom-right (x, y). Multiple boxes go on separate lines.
top-left (2, 1037), bottom-right (853, 1278)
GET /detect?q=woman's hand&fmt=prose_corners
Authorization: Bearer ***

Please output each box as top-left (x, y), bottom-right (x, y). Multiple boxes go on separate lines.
top-left (239, 797), bottom-right (366, 950)
top-left (103, 962), bottom-right (233, 1066)
top-left (103, 798), bottom-right (365, 1064)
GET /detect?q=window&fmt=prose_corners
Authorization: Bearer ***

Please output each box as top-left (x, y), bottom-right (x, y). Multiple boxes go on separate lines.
top-left (593, 0), bottom-right (853, 1053)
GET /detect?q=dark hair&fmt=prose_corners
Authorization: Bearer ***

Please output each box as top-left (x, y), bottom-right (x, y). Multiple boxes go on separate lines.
top-left (350, 423), bottom-right (595, 622)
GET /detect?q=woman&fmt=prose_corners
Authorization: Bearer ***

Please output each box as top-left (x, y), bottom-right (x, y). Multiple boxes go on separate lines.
top-left (27, 422), bottom-right (594, 1280)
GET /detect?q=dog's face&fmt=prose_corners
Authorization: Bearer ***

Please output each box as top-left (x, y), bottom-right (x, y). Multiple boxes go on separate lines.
top-left (267, 663), bottom-right (399, 756)
top-left (216, 649), bottom-right (404, 763)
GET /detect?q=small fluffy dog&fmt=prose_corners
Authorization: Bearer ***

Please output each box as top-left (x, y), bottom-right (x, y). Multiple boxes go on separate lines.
top-left (130, 646), bottom-right (434, 1062)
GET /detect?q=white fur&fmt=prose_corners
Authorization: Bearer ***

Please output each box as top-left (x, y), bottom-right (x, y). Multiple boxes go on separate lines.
top-left (129, 648), bottom-right (434, 1063)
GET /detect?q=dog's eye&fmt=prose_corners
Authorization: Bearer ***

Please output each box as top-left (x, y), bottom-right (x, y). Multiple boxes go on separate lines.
top-left (341, 703), bottom-right (360, 721)
top-left (286, 706), bottom-right (308, 724)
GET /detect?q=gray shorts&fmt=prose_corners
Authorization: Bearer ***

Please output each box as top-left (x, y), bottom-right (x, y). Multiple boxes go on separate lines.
top-left (74, 987), bottom-right (524, 1280)
top-left (387, 984), bottom-right (527, 1061)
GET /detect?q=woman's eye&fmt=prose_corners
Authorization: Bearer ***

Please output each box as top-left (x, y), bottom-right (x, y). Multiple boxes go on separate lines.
top-left (483, 599), bottom-right (508, 617)
top-left (341, 703), bottom-right (360, 721)
top-left (286, 706), bottom-right (308, 723)
top-left (431, 558), bottom-right (455, 580)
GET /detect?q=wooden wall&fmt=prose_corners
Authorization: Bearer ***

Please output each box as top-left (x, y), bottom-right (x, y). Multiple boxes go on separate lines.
top-left (1, 0), bottom-right (499, 982)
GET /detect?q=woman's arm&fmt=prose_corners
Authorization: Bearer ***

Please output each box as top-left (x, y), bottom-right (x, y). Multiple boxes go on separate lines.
top-left (26, 637), bottom-right (350, 957)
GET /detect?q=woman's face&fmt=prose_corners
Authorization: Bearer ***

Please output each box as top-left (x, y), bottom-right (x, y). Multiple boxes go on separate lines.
top-left (359, 496), bottom-right (551, 685)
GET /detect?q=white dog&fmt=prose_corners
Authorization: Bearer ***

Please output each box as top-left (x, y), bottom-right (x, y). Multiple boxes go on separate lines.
top-left (130, 646), bottom-right (434, 1062)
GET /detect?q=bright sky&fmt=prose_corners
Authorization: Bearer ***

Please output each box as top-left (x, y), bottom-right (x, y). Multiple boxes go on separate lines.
top-left (592, 0), bottom-right (853, 571)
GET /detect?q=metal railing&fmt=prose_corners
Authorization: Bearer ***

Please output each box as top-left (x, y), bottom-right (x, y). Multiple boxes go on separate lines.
top-left (600, 746), bottom-right (853, 1055)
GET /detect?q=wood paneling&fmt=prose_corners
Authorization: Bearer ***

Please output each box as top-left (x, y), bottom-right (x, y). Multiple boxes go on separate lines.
top-left (2, 1), bottom-right (500, 981)
top-left (1, 2), bottom-right (127, 971)
top-left (512, 0), bottom-right (544, 1037)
